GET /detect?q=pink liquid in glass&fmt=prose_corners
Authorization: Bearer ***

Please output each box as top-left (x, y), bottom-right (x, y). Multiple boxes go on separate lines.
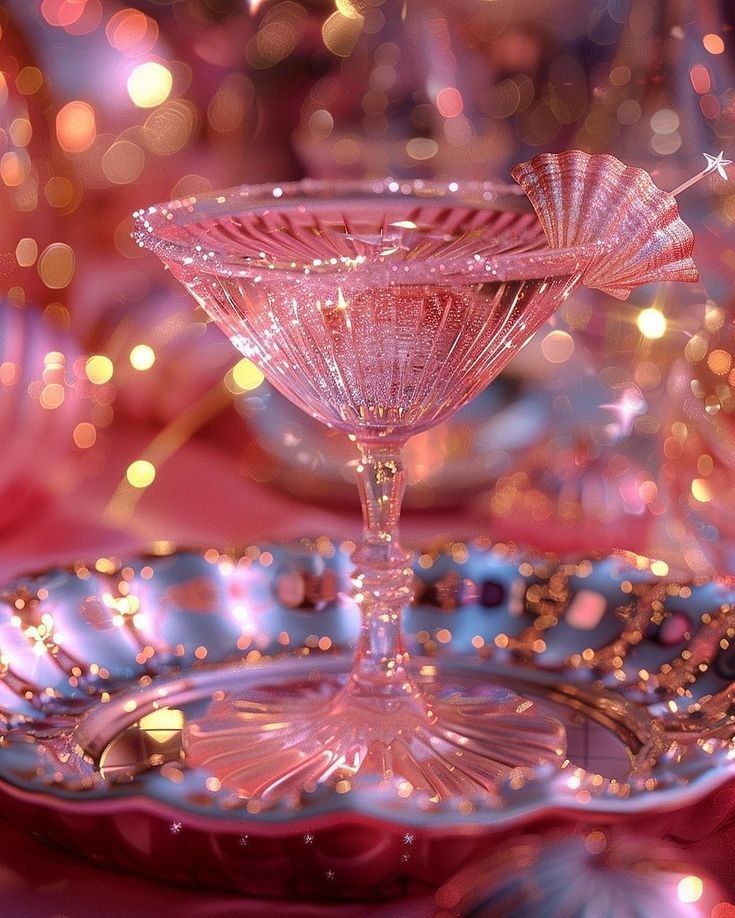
top-left (165, 198), bottom-right (590, 442)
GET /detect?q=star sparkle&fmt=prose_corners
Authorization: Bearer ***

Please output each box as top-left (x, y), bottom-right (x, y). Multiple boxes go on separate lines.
top-left (703, 151), bottom-right (733, 181)
top-left (670, 150), bottom-right (733, 196)
top-left (600, 387), bottom-right (646, 439)
top-left (170, 822), bottom-right (182, 834)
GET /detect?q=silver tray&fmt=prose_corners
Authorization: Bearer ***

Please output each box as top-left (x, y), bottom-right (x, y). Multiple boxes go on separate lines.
top-left (1, 540), bottom-right (734, 899)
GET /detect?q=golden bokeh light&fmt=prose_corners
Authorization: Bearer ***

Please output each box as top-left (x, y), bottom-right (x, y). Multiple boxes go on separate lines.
top-left (37, 243), bottom-right (75, 289)
top-left (127, 61), bottom-right (173, 108)
top-left (56, 101), bottom-right (96, 153)
top-left (143, 100), bottom-right (197, 155)
top-left (85, 355), bottom-right (114, 384)
top-left (226, 358), bottom-right (265, 393)
top-left (15, 66), bottom-right (43, 95)
top-left (703, 33), bottom-right (725, 55)
top-left (707, 348), bottom-right (732, 376)
top-left (43, 302), bottom-right (71, 329)
top-left (41, 0), bottom-right (103, 32)
top-left (335, 0), bottom-right (368, 18)
top-left (106, 8), bottom-right (159, 55)
top-left (126, 459), bottom-right (156, 488)
top-left (39, 383), bottom-right (66, 410)
top-left (208, 76), bottom-right (253, 134)
top-left (73, 422), bottom-right (97, 449)
top-left (15, 237), bottom-right (38, 268)
top-left (322, 10), bottom-right (363, 57)
top-left (0, 362), bottom-right (20, 386)
top-left (44, 176), bottom-right (75, 208)
top-left (676, 875), bottom-right (703, 903)
top-left (129, 344), bottom-right (156, 371)
top-left (541, 329), bottom-right (575, 363)
top-left (170, 174), bottom-right (213, 199)
top-left (698, 454), bottom-right (714, 476)
top-left (1, 151), bottom-right (28, 187)
top-left (691, 478), bottom-right (712, 503)
top-left (405, 137), bottom-right (438, 161)
top-left (10, 117), bottom-right (32, 147)
top-left (101, 140), bottom-right (145, 184)
top-left (637, 307), bottom-right (667, 339)
top-left (332, 136), bottom-right (361, 165)
top-left (43, 350), bottom-right (65, 371)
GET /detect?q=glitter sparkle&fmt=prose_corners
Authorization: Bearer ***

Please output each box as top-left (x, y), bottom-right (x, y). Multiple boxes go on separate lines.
top-left (170, 822), bottom-right (182, 834)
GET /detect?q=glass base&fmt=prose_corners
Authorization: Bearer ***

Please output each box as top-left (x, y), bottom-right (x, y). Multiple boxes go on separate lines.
top-left (184, 668), bottom-right (566, 806)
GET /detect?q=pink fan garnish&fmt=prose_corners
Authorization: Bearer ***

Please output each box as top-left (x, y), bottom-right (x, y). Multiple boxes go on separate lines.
top-left (511, 150), bottom-right (698, 300)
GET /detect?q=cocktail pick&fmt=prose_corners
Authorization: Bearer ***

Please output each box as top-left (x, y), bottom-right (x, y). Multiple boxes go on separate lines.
top-left (670, 151), bottom-right (733, 197)
top-left (511, 150), bottom-right (704, 300)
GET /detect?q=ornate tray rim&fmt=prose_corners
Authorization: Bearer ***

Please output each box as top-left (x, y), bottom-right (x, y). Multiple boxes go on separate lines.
top-left (2, 543), bottom-right (735, 836)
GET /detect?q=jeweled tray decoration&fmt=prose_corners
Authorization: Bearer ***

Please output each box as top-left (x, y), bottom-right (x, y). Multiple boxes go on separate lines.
top-left (1, 539), bottom-right (735, 900)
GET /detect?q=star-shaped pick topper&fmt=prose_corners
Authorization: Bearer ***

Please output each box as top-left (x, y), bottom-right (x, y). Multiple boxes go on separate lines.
top-left (703, 151), bottom-right (733, 181)
top-left (671, 150), bottom-right (733, 196)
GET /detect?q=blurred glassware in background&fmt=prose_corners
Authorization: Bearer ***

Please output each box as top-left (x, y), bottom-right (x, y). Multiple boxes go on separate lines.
top-left (580, 0), bottom-right (735, 189)
top-left (294, 0), bottom-right (607, 179)
top-left (0, 0), bottom-right (733, 571)
top-left (653, 299), bottom-right (735, 574)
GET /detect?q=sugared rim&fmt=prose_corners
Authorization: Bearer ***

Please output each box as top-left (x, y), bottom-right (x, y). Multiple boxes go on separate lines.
top-left (131, 176), bottom-right (607, 282)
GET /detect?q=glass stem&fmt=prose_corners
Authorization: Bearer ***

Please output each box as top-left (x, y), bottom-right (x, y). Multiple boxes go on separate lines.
top-left (350, 441), bottom-right (414, 697)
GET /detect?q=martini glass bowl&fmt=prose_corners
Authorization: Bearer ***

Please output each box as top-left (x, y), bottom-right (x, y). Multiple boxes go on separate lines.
top-left (133, 167), bottom-right (695, 808)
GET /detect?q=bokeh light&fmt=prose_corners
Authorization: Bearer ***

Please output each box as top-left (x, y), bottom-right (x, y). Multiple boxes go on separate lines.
top-left (126, 459), bottom-right (156, 488)
top-left (637, 307), bottom-right (667, 340)
top-left (703, 34), bottom-right (725, 55)
top-left (127, 62), bottom-right (173, 109)
top-left (85, 355), bottom-right (114, 384)
top-left (37, 244), bottom-right (75, 289)
top-left (129, 344), bottom-right (156, 371)
top-left (73, 421), bottom-right (97, 449)
top-left (541, 330), bottom-right (575, 364)
top-left (677, 875), bottom-right (703, 903)
top-left (56, 101), bottom-right (96, 153)
top-left (226, 358), bottom-right (265, 393)
top-left (106, 8), bottom-right (158, 55)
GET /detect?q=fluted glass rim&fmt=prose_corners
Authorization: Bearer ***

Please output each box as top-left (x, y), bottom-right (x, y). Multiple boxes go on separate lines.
top-left (131, 176), bottom-right (605, 282)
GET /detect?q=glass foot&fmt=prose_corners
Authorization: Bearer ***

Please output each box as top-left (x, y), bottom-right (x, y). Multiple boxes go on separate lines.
top-left (184, 671), bottom-right (566, 806)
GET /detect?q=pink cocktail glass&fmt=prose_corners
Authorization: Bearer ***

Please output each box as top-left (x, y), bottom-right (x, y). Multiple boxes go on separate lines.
top-left (134, 159), bottom-right (696, 806)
